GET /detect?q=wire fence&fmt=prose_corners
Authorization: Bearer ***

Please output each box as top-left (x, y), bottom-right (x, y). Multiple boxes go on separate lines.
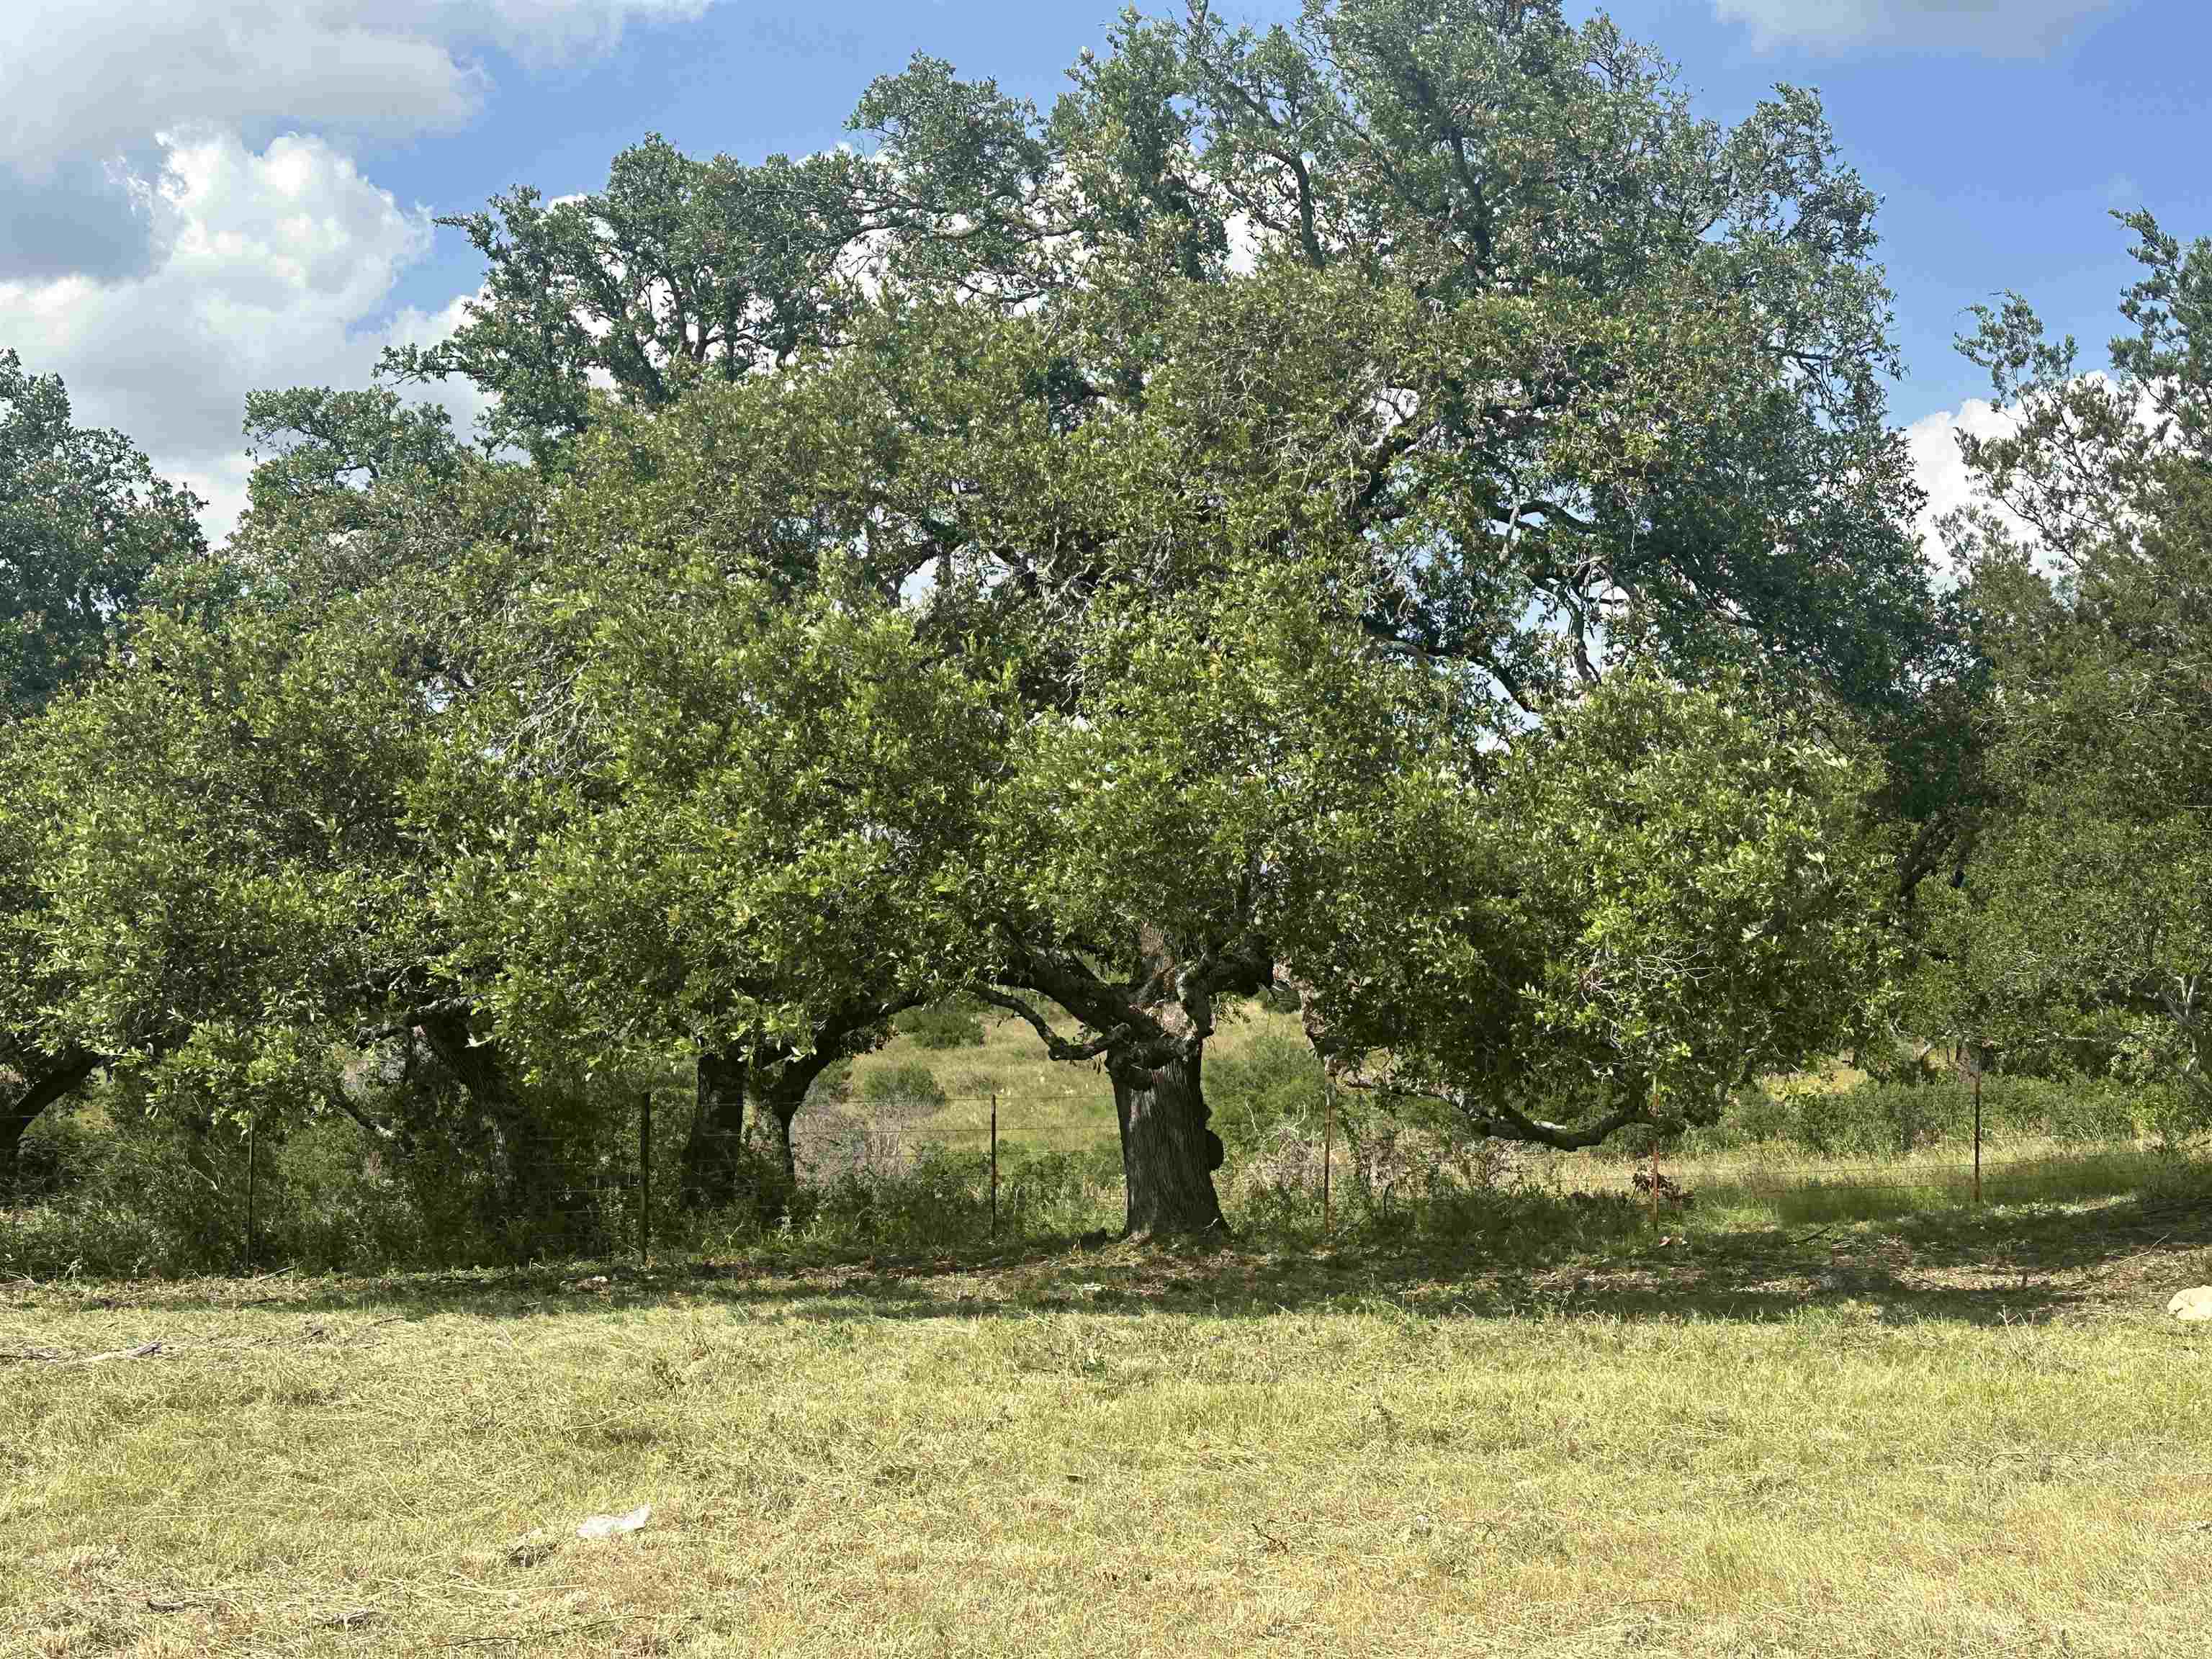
top-left (4, 1082), bottom-right (2197, 1277)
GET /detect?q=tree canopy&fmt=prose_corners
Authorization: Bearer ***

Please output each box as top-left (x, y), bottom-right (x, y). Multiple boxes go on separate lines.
top-left (1918, 214), bottom-right (2212, 1138)
top-left (1, 0), bottom-right (1972, 1240)
top-left (0, 349), bottom-right (204, 714)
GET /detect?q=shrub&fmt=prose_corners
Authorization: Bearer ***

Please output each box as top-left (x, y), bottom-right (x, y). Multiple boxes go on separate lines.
top-left (1208, 1033), bottom-right (1323, 1156)
top-left (859, 1061), bottom-right (949, 1118)
top-left (895, 1002), bottom-right (987, 1051)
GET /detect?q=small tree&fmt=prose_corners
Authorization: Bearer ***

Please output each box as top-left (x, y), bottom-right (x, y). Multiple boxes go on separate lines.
top-left (1298, 675), bottom-right (1892, 1151)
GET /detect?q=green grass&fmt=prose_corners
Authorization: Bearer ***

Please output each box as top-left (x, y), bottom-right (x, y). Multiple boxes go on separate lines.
top-left (1532, 1139), bottom-right (2204, 1228)
top-left (8, 1162), bottom-right (2212, 1658)
top-left (848, 999), bottom-right (1310, 1154)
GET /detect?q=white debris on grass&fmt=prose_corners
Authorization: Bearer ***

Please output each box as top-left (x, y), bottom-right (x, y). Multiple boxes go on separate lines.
top-left (2166, 1287), bottom-right (2212, 1322)
top-left (576, 1503), bottom-right (651, 1540)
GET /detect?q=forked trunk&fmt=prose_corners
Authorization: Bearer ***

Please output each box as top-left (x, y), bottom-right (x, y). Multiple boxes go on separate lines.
top-left (757, 1074), bottom-right (804, 1189)
top-left (1111, 1048), bottom-right (1226, 1238)
top-left (1, 1051), bottom-right (100, 1206)
top-left (681, 1049), bottom-right (748, 1210)
top-left (756, 1048), bottom-right (852, 1196)
top-left (415, 1008), bottom-right (549, 1236)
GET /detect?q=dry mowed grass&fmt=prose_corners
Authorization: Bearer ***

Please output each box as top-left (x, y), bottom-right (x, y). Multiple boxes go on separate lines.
top-left (7, 1179), bottom-right (2212, 1658)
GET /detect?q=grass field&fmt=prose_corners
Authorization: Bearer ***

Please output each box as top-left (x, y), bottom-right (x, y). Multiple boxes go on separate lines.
top-left (840, 1000), bottom-right (1313, 1155)
top-left (9, 1161), bottom-right (2212, 1658)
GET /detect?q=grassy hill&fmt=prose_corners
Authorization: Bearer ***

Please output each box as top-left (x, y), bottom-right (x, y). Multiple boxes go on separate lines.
top-left (825, 997), bottom-right (1312, 1158)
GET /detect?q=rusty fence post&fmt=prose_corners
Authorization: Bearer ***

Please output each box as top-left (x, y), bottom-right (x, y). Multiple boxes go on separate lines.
top-left (244, 1115), bottom-right (258, 1274)
top-left (639, 1089), bottom-right (652, 1265)
top-left (1322, 1072), bottom-right (1335, 1236)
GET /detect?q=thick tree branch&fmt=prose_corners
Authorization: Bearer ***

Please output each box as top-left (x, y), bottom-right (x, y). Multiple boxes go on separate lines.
top-left (973, 988), bottom-right (1127, 1062)
top-left (1332, 1067), bottom-right (1649, 1152)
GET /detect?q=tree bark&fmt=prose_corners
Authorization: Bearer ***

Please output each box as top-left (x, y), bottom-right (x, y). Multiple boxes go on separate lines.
top-left (1, 1049), bottom-right (99, 1205)
top-left (414, 1007), bottom-right (550, 1239)
top-left (1110, 1048), bottom-right (1226, 1238)
top-left (754, 1046), bottom-right (859, 1192)
top-left (681, 1048), bottom-right (748, 1210)
top-left (755, 1066), bottom-right (810, 1190)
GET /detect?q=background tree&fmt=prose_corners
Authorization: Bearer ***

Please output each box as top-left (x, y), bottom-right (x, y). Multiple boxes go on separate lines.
top-left (382, 138), bottom-right (866, 467)
top-left (1920, 213), bottom-right (2212, 1137)
top-left (0, 349), bottom-right (204, 715)
top-left (1, 352), bottom-right (204, 1195)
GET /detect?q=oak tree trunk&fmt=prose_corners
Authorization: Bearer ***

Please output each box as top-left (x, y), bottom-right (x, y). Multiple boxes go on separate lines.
top-left (757, 1071), bottom-right (805, 1190)
top-left (1111, 1047), bottom-right (1226, 1238)
top-left (681, 1049), bottom-right (748, 1209)
top-left (755, 1048), bottom-right (852, 1200)
top-left (415, 1008), bottom-right (551, 1241)
top-left (1, 1051), bottom-right (99, 1207)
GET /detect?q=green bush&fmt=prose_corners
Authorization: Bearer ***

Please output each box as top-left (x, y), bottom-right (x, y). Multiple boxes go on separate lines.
top-left (894, 1002), bottom-right (987, 1051)
top-left (860, 1061), bottom-right (949, 1117)
top-left (0, 1056), bottom-right (653, 1279)
top-left (1208, 1033), bottom-right (1324, 1155)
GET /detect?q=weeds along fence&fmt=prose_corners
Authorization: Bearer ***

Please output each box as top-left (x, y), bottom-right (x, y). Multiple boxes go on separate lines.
top-left (4, 1081), bottom-right (2203, 1280)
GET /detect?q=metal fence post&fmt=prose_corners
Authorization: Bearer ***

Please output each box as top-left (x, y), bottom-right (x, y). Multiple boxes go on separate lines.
top-left (989, 1092), bottom-right (999, 1238)
top-left (639, 1090), bottom-right (652, 1265)
top-left (1322, 1072), bottom-right (1335, 1236)
top-left (1973, 1053), bottom-right (1984, 1206)
top-left (244, 1115), bottom-right (257, 1274)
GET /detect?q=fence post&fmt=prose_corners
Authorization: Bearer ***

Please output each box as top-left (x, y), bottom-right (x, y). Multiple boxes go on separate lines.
top-left (1322, 1072), bottom-right (1335, 1236)
top-left (989, 1092), bottom-right (999, 1238)
top-left (243, 1115), bottom-right (258, 1274)
top-left (1972, 1052), bottom-right (1983, 1206)
top-left (638, 1089), bottom-right (652, 1266)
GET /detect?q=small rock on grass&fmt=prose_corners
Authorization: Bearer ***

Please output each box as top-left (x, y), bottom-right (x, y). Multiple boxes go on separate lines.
top-left (2166, 1287), bottom-right (2212, 1322)
top-left (504, 1529), bottom-right (562, 1568)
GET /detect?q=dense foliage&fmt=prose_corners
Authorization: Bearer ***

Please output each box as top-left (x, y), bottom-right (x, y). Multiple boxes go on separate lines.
top-left (1915, 215), bottom-right (2212, 1141)
top-left (14, 0), bottom-right (2192, 1256)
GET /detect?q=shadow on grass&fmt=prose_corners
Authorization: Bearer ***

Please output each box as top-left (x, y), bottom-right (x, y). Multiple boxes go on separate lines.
top-left (13, 1156), bottom-right (2211, 1334)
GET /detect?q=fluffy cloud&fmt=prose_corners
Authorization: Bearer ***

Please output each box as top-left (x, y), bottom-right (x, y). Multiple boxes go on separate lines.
top-left (0, 1), bottom-right (711, 169)
top-left (0, 0), bottom-right (697, 536)
top-left (1714, 0), bottom-right (2116, 55)
top-left (1903, 397), bottom-right (2020, 562)
top-left (0, 129), bottom-right (485, 539)
top-left (0, 1), bottom-right (711, 278)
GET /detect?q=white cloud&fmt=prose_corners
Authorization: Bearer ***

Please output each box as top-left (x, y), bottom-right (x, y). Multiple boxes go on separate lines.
top-left (1904, 397), bottom-right (2022, 562)
top-left (1904, 373), bottom-right (2163, 575)
top-left (0, 0), bottom-right (716, 540)
top-left (1714, 0), bottom-right (2116, 55)
top-left (0, 1), bottom-right (710, 174)
top-left (0, 130), bottom-right (482, 541)
top-left (0, 1), bottom-right (714, 282)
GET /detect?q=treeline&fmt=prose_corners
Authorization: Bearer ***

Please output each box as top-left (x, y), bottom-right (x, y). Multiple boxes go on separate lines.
top-left (3, 0), bottom-right (2207, 1259)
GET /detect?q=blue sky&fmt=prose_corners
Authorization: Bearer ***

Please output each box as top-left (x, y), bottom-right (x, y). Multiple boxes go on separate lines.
top-left (2, 0), bottom-right (2202, 536)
